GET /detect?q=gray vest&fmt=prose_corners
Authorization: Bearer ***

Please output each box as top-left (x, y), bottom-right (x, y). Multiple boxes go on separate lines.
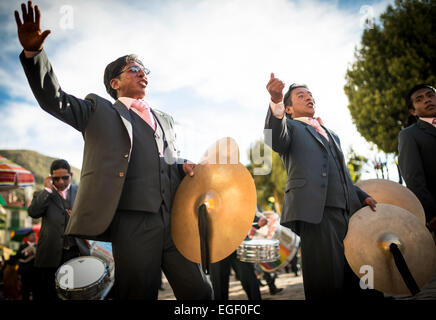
top-left (117, 110), bottom-right (171, 213)
top-left (323, 136), bottom-right (349, 210)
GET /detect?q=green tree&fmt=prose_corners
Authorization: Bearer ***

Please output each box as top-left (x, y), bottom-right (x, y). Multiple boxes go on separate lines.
top-left (246, 140), bottom-right (286, 214)
top-left (346, 147), bottom-right (369, 183)
top-left (344, 0), bottom-right (435, 154)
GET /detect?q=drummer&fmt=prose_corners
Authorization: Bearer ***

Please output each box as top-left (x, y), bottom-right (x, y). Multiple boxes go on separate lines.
top-left (209, 212), bottom-right (270, 300)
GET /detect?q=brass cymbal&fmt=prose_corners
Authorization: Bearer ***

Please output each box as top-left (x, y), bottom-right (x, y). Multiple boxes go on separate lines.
top-left (356, 179), bottom-right (425, 224)
top-left (344, 204), bottom-right (436, 295)
top-left (171, 137), bottom-right (257, 264)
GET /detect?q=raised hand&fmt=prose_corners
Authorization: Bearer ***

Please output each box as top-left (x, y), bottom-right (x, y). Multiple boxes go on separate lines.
top-left (266, 72), bottom-right (285, 104)
top-left (14, 1), bottom-right (51, 51)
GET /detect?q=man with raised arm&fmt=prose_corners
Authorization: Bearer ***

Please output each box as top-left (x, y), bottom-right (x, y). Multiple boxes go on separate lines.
top-left (15, 1), bottom-right (211, 300)
top-left (264, 73), bottom-right (380, 300)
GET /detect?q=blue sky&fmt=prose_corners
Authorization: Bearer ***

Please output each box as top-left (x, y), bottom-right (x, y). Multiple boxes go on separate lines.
top-left (0, 0), bottom-right (396, 179)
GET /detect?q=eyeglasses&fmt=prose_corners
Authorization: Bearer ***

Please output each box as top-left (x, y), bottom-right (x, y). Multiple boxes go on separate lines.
top-left (115, 65), bottom-right (150, 77)
top-left (52, 176), bottom-right (70, 182)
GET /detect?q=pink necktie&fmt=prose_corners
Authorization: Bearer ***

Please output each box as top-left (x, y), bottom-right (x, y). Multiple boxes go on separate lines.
top-left (58, 189), bottom-right (67, 200)
top-left (308, 117), bottom-right (329, 141)
top-left (131, 100), bottom-right (156, 131)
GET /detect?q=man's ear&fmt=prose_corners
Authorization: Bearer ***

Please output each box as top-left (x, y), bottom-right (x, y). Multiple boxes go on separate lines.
top-left (409, 107), bottom-right (417, 117)
top-left (110, 78), bottom-right (120, 91)
top-left (285, 106), bottom-right (293, 117)
top-left (70, 172), bottom-right (73, 178)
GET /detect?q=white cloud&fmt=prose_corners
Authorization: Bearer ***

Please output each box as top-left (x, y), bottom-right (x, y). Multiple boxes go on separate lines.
top-left (0, 0), bottom-right (395, 176)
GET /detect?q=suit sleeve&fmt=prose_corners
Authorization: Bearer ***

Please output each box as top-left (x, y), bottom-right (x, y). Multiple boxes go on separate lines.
top-left (19, 50), bottom-right (96, 132)
top-left (398, 130), bottom-right (436, 222)
top-left (354, 185), bottom-right (370, 204)
top-left (27, 190), bottom-right (52, 219)
top-left (264, 106), bottom-right (292, 154)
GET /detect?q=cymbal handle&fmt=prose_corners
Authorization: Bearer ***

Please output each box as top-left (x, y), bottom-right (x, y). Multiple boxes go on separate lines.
top-left (198, 204), bottom-right (210, 275)
top-left (389, 243), bottom-right (420, 296)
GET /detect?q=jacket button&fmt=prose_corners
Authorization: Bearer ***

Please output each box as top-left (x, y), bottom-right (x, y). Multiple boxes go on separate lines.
top-left (124, 154), bottom-right (129, 159)
top-left (322, 172), bottom-right (327, 177)
top-left (119, 172), bottom-right (124, 177)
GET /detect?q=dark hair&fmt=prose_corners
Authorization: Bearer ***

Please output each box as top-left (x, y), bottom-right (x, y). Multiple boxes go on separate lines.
top-left (104, 54), bottom-right (145, 100)
top-left (283, 83), bottom-right (309, 107)
top-left (283, 83), bottom-right (309, 119)
top-left (50, 159), bottom-right (71, 174)
top-left (406, 84), bottom-right (435, 110)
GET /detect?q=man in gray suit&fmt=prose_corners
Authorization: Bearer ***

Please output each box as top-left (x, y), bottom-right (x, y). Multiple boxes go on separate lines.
top-left (15, 1), bottom-right (211, 300)
top-left (398, 84), bottom-right (436, 234)
top-left (265, 73), bottom-right (378, 300)
top-left (28, 159), bottom-right (90, 300)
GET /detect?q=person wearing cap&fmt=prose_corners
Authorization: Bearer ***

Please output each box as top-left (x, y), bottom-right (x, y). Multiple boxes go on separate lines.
top-left (398, 84), bottom-right (436, 235)
top-left (264, 73), bottom-right (380, 300)
top-left (15, 1), bottom-right (211, 299)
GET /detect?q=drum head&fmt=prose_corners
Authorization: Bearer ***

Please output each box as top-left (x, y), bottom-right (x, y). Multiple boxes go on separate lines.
top-left (56, 256), bottom-right (106, 290)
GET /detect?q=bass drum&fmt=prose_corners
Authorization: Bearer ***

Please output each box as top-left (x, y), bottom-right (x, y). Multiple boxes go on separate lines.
top-left (258, 226), bottom-right (300, 273)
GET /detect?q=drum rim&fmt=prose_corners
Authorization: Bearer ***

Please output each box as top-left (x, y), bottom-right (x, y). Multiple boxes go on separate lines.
top-left (55, 256), bottom-right (110, 292)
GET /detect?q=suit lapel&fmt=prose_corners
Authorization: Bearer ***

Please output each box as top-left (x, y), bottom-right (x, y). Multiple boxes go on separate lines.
top-left (51, 190), bottom-right (64, 210)
top-left (418, 119), bottom-right (436, 138)
top-left (151, 109), bottom-right (169, 136)
top-left (305, 125), bottom-right (327, 150)
top-left (112, 100), bottom-right (133, 156)
top-left (69, 184), bottom-right (77, 205)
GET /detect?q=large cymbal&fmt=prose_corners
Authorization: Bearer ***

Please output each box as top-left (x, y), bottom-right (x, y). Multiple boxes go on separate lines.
top-left (356, 179), bottom-right (425, 224)
top-left (171, 137), bottom-right (257, 263)
top-left (344, 204), bottom-right (436, 295)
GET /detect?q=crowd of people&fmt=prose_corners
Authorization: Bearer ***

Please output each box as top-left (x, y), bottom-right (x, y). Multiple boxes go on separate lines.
top-left (0, 1), bottom-right (433, 301)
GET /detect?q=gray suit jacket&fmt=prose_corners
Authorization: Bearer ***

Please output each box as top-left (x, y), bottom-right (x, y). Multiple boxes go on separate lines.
top-left (398, 119), bottom-right (436, 222)
top-left (28, 184), bottom-right (90, 268)
top-left (20, 50), bottom-right (184, 241)
top-left (264, 108), bottom-right (368, 227)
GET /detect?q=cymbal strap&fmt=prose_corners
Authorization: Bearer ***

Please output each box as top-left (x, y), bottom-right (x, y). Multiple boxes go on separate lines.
top-left (198, 204), bottom-right (210, 275)
top-left (389, 243), bottom-right (420, 295)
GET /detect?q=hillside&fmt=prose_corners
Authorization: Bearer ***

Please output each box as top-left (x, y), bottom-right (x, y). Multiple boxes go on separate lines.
top-left (0, 149), bottom-right (81, 190)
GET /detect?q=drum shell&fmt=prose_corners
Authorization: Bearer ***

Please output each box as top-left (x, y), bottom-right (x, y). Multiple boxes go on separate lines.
top-left (55, 256), bottom-right (111, 300)
top-left (237, 239), bottom-right (279, 263)
top-left (258, 226), bottom-right (300, 273)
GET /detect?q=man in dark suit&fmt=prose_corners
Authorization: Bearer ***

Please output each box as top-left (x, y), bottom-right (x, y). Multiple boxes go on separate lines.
top-left (28, 159), bottom-right (90, 300)
top-left (17, 230), bottom-right (36, 300)
top-left (15, 1), bottom-right (211, 300)
top-left (398, 84), bottom-right (436, 234)
top-left (264, 73), bottom-right (379, 300)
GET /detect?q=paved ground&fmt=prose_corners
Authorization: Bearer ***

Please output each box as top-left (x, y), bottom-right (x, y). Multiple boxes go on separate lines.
top-left (158, 269), bottom-right (436, 300)
top-left (158, 269), bottom-right (305, 300)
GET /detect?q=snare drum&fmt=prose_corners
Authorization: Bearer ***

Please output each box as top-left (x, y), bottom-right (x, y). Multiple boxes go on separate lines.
top-left (55, 256), bottom-right (111, 300)
top-left (90, 241), bottom-right (114, 278)
top-left (258, 226), bottom-right (300, 273)
top-left (237, 239), bottom-right (280, 263)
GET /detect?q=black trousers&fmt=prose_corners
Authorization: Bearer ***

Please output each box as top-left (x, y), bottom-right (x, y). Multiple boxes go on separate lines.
top-left (292, 207), bottom-right (383, 300)
top-left (110, 205), bottom-right (212, 300)
top-left (33, 246), bottom-right (81, 300)
top-left (210, 251), bottom-right (261, 300)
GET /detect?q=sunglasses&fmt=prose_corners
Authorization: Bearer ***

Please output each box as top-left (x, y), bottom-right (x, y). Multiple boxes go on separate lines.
top-left (115, 65), bottom-right (150, 77)
top-left (52, 176), bottom-right (70, 182)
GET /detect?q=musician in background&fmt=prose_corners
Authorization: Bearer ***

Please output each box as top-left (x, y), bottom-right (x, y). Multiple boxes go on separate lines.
top-left (398, 84), bottom-right (436, 236)
top-left (28, 159), bottom-right (90, 300)
top-left (17, 230), bottom-right (37, 300)
top-left (210, 214), bottom-right (268, 300)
